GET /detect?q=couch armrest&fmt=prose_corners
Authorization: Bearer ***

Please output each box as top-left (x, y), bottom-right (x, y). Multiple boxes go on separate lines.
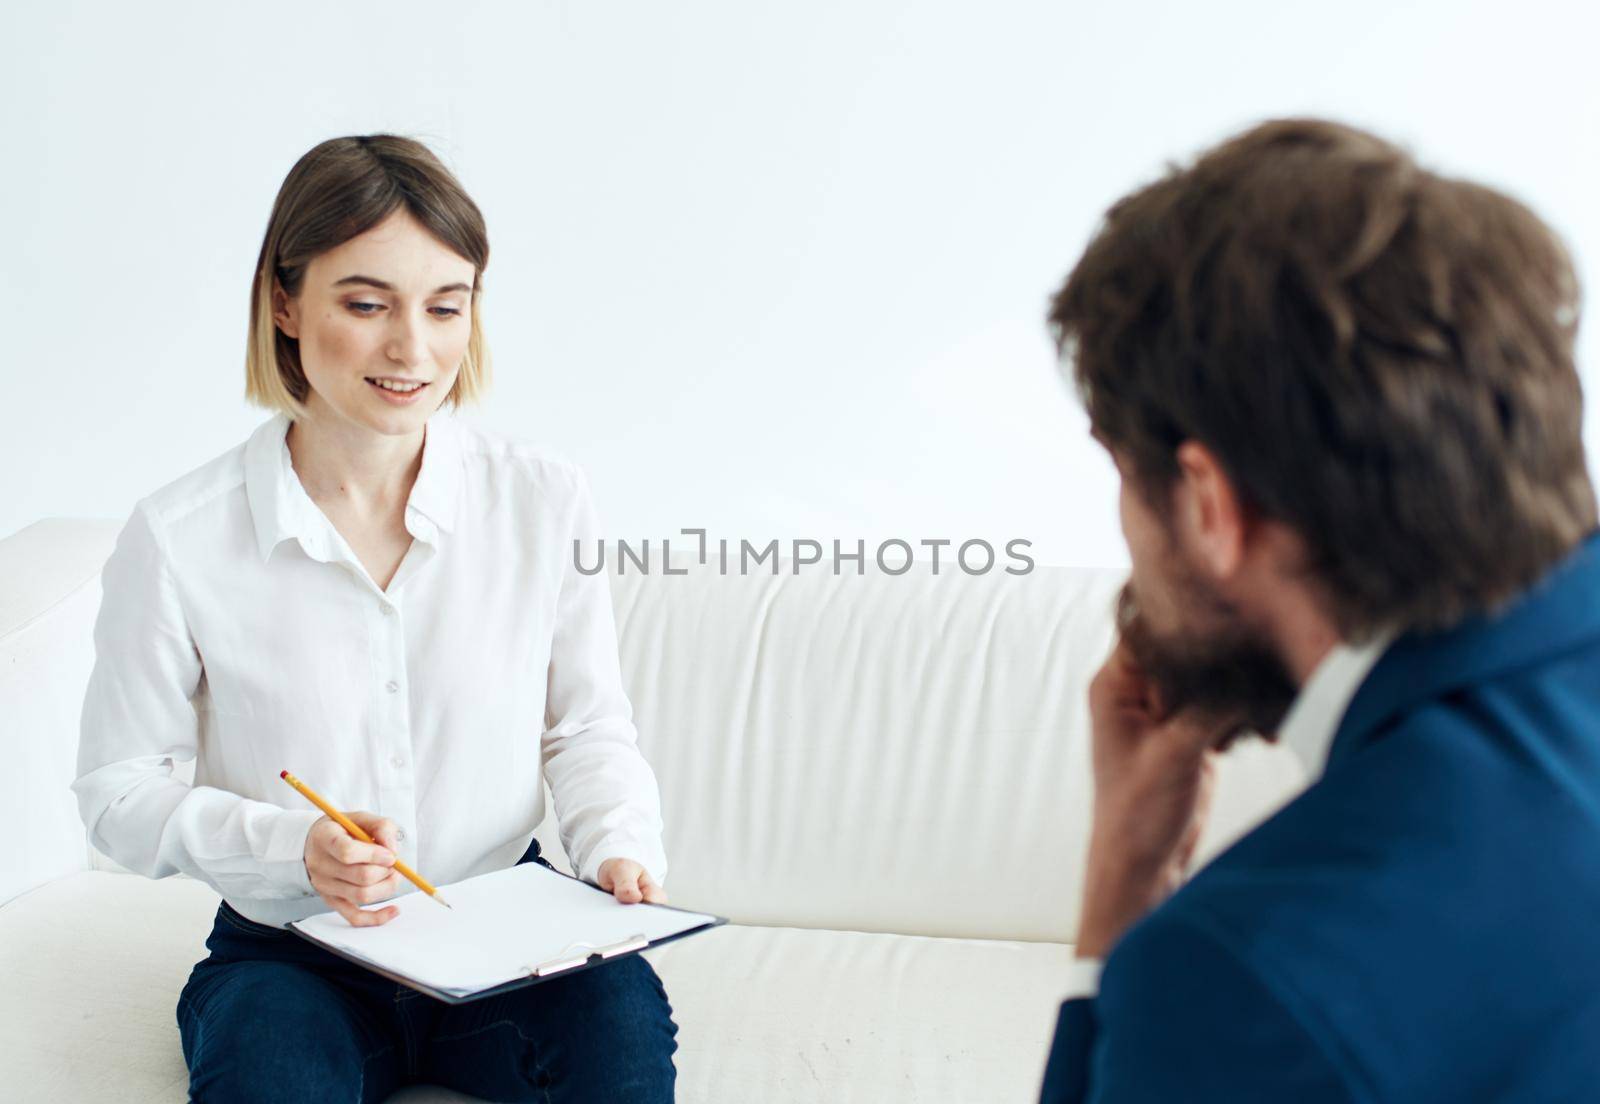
top-left (0, 518), bottom-right (124, 904)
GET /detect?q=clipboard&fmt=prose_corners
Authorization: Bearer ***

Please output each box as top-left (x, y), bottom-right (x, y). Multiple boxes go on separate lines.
top-left (287, 862), bottom-right (726, 1004)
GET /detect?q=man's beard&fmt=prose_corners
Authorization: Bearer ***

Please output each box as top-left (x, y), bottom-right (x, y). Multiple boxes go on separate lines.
top-left (1114, 580), bottom-right (1299, 747)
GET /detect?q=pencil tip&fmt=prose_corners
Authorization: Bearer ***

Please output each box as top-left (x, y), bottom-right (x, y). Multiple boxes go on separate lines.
top-left (436, 894), bottom-right (453, 910)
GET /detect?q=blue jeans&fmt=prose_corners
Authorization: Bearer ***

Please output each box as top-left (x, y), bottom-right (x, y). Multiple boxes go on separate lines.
top-left (176, 838), bottom-right (678, 1103)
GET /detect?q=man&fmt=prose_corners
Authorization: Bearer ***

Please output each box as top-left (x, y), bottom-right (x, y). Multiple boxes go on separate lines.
top-left (1039, 118), bottom-right (1600, 1102)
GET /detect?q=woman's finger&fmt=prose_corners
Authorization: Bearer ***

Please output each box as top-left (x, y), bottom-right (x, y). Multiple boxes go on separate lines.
top-left (331, 835), bottom-right (395, 868)
top-left (344, 812), bottom-right (401, 852)
top-left (313, 864), bottom-right (399, 906)
top-left (347, 874), bottom-right (402, 905)
top-left (328, 862), bottom-right (398, 888)
top-left (335, 900), bottom-right (397, 927)
top-left (609, 865), bottom-right (644, 903)
top-left (638, 871), bottom-right (668, 905)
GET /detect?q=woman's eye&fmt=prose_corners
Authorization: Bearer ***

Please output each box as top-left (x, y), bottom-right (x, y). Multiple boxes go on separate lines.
top-left (345, 302), bottom-right (461, 317)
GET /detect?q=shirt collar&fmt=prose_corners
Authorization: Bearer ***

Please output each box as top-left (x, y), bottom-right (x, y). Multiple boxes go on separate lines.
top-left (1277, 628), bottom-right (1396, 781)
top-left (403, 414), bottom-right (464, 538)
top-left (244, 411), bottom-right (464, 563)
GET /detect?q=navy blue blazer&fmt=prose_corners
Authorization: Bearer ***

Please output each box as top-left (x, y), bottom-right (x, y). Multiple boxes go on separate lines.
top-left (1041, 529), bottom-right (1600, 1103)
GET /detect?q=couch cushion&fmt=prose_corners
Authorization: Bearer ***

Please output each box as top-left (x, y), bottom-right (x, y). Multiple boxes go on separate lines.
top-left (2, 871), bottom-right (1078, 1102)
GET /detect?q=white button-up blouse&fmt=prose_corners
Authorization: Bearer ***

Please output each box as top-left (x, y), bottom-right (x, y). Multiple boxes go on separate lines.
top-left (72, 411), bottom-right (667, 927)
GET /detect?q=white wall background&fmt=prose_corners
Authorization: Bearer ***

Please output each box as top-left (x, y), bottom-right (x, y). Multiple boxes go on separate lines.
top-left (4, 0), bottom-right (1598, 565)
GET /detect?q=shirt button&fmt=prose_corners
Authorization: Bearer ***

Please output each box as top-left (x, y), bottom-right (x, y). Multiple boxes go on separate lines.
top-left (386, 680), bottom-right (400, 693)
top-left (380, 603), bottom-right (394, 617)
top-left (392, 754), bottom-right (406, 768)
top-left (396, 827), bottom-right (407, 842)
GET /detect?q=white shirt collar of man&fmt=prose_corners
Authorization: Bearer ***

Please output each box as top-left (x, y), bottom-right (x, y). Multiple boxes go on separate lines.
top-left (1275, 628), bottom-right (1397, 781)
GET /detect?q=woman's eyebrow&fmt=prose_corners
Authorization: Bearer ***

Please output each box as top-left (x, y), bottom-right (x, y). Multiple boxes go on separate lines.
top-left (332, 274), bottom-right (472, 294)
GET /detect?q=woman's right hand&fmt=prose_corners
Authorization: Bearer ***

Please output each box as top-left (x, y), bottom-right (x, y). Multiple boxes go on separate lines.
top-left (303, 812), bottom-right (403, 927)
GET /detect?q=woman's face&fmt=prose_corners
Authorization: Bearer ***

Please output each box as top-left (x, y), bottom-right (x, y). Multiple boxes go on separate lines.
top-left (273, 208), bottom-right (476, 436)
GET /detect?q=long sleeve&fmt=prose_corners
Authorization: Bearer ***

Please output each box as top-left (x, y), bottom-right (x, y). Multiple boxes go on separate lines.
top-left (71, 501), bottom-right (324, 901)
top-left (540, 468), bottom-right (668, 886)
top-left (1040, 912), bottom-right (1352, 1104)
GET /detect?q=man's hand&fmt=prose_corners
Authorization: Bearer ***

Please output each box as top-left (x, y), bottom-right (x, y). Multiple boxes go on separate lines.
top-left (1076, 641), bottom-right (1224, 959)
top-left (304, 812), bottom-right (403, 927)
top-left (597, 858), bottom-right (668, 905)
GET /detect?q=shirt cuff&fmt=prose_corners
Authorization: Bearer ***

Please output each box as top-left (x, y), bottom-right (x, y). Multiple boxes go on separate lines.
top-left (263, 808), bottom-right (327, 896)
top-left (1063, 955), bottom-right (1104, 1000)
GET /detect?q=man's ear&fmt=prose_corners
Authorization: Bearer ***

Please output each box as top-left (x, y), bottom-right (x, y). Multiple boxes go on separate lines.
top-left (1174, 440), bottom-right (1247, 580)
top-left (271, 281), bottom-right (299, 340)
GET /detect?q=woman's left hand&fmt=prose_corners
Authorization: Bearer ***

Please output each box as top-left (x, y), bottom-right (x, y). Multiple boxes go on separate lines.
top-left (597, 858), bottom-right (668, 905)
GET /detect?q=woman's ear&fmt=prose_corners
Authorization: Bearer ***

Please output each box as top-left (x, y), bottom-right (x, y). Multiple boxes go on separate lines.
top-left (1174, 440), bottom-right (1247, 581)
top-left (271, 281), bottom-right (299, 339)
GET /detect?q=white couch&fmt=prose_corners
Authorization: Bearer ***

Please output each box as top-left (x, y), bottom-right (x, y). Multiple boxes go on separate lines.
top-left (0, 517), bottom-right (1303, 1103)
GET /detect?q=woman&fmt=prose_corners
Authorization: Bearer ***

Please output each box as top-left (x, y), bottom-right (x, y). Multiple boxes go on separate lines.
top-left (72, 135), bottom-right (678, 1102)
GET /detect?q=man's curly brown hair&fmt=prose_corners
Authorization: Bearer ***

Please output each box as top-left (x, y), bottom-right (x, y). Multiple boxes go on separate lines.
top-left (1050, 118), bottom-right (1597, 637)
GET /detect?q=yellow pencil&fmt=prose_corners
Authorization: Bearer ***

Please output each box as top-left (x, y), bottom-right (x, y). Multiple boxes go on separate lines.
top-left (280, 769), bottom-right (452, 910)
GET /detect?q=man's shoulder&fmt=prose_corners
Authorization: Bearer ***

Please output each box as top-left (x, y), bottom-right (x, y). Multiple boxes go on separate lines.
top-left (1194, 642), bottom-right (1600, 894)
top-left (1173, 683), bottom-right (1600, 929)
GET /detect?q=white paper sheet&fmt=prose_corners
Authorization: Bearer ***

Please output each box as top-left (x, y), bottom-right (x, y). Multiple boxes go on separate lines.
top-left (292, 863), bottom-right (717, 997)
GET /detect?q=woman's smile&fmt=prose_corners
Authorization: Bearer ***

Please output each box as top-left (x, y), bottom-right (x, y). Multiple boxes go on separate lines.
top-left (364, 375), bottom-right (430, 404)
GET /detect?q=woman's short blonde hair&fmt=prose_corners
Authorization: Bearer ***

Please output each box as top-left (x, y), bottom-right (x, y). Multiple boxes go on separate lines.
top-left (245, 135), bottom-right (492, 420)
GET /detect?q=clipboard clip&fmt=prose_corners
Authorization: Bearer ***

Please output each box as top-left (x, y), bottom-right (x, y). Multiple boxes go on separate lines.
top-left (529, 933), bottom-right (650, 977)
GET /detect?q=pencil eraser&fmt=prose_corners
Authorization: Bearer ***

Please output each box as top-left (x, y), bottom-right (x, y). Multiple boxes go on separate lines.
top-left (279, 770), bottom-right (288, 779)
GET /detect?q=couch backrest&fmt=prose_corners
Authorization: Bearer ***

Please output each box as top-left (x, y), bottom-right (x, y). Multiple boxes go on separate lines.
top-left (4, 518), bottom-right (1301, 940)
